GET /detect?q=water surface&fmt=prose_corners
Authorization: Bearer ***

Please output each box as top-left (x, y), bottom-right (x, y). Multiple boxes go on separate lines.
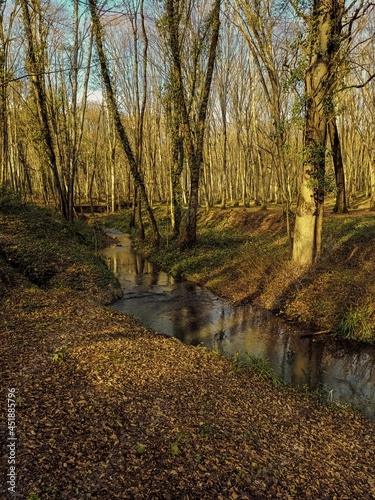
top-left (102, 230), bottom-right (375, 420)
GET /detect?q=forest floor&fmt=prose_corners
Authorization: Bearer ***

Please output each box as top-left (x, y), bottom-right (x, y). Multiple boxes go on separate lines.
top-left (1, 193), bottom-right (375, 499)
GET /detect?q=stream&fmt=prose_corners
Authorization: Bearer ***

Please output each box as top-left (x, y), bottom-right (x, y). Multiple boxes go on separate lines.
top-left (102, 229), bottom-right (375, 421)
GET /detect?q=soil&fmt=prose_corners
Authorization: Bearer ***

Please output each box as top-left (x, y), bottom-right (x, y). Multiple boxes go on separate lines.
top-left (1, 200), bottom-right (375, 499)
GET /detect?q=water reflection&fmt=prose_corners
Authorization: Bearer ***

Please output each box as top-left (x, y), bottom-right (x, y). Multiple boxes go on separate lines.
top-left (102, 230), bottom-right (375, 420)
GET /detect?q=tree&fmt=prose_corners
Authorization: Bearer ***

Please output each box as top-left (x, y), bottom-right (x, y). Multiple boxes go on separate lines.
top-left (329, 118), bottom-right (348, 213)
top-left (0, 0), bottom-right (14, 187)
top-left (160, 0), bottom-right (221, 247)
top-left (326, 0), bottom-right (348, 214)
top-left (292, 0), bottom-right (340, 266)
top-left (66, 0), bottom-right (93, 221)
top-left (20, 0), bottom-right (69, 218)
top-left (89, 0), bottom-right (160, 244)
top-left (292, 0), bottom-right (375, 266)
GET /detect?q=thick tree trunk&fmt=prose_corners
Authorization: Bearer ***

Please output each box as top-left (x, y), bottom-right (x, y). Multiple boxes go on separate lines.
top-left (165, 95), bottom-right (184, 237)
top-left (184, 152), bottom-right (200, 246)
top-left (292, 102), bottom-right (328, 266)
top-left (292, 0), bottom-right (330, 267)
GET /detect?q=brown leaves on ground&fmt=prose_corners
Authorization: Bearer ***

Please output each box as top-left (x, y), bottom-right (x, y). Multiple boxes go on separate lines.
top-left (1, 287), bottom-right (375, 499)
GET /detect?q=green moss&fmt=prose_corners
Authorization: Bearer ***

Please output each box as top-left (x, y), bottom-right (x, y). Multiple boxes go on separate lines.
top-left (0, 191), bottom-right (122, 303)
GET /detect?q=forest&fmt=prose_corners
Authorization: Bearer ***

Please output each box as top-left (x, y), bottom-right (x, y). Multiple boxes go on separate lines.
top-left (1, 2), bottom-right (375, 497)
top-left (1, 0), bottom-right (374, 266)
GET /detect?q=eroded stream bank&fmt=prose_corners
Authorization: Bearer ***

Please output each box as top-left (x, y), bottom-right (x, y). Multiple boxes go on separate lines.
top-left (102, 229), bottom-right (375, 421)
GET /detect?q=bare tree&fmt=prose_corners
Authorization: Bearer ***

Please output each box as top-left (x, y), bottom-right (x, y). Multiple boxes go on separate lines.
top-left (89, 0), bottom-right (160, 244)
top-left (160, 0), bottom-right (221, 247)
top-left (20, 0), bottom-right (69, 217)
top-left (0, 0), bottom-right (17, 188)
top-left (292, 0), bottom-right (375, 266)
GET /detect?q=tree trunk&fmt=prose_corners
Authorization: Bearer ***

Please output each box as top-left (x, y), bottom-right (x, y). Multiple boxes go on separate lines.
top-left (163, 0), bottom-right (221, 248)
top-left (292, 0), bottom-right (331, 267)
top-left (183, 0), bottom-right (221, 247)
top-left (329, 117), bottom-right (348, 213)
top-left (89, 0), bottom-right (160, 244)
top-left (0, 2), bottom-right (8, 187)
top-left (369, 151), bottom-right (375, 211)
top-left (20, 0), bottom-right (68, 218)
top-left (170, 130), bottom-right (184, 237)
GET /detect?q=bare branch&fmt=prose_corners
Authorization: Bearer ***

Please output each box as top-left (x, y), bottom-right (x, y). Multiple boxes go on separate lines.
top-left (338, 72), bottom-right (375, 92)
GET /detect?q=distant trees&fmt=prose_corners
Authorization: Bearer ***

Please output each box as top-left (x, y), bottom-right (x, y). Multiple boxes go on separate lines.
top-left (0, 0), bottom-right (375, 264)
top-left (230, 0), bottom-right (293, 210)
top-left (0, 0), bottom-right (14, 189)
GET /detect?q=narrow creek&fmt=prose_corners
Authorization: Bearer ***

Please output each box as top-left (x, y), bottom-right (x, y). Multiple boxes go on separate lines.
top-left (102, 229), bottom-right (375, 421)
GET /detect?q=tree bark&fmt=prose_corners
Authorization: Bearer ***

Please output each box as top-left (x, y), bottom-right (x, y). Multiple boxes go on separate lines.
top-left (164, 0), bottom-right (221, 248)
top-left (292, 0), bottom-right (331, 267)
top-left (184, 0), bottom-right (221, 247)
top-left (169, 104), bottom-right (184, 237)
top-left (0, 1), bottom-right (8, 187)
top-left (20, 0), bottom-right (68, 218)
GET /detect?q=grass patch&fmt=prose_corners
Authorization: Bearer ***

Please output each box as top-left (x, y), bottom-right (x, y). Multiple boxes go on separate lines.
top-left (232, 351), bottom-right (283, 387)
top-left (129, 213), bottom-right (250, 284)
top-left (336, 305), bottom-right (375, 343)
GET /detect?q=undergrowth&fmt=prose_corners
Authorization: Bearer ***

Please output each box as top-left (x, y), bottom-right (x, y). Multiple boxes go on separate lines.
top-left (232, 351), bottom-right (283, 387)
top-left (0, 190), bottom-right (122, 303)
top-left (335, 305), bottom-right (374, 343)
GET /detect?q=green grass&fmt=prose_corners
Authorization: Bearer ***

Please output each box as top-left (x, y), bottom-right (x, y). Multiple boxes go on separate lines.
top-left (231, 351), bottom-right (283, 387)
top-left (125, 211), bottom-right (249, 281)
top-left (322, 214), bottom-right (375, 252)
top-left (336, 305), bottom-right (375, 343)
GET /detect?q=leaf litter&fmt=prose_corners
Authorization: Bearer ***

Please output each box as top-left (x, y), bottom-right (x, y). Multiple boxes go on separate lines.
top-left (0, 203), bottom-right (375, 499)
top-left (1, 287), bottom-right (375, 499)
